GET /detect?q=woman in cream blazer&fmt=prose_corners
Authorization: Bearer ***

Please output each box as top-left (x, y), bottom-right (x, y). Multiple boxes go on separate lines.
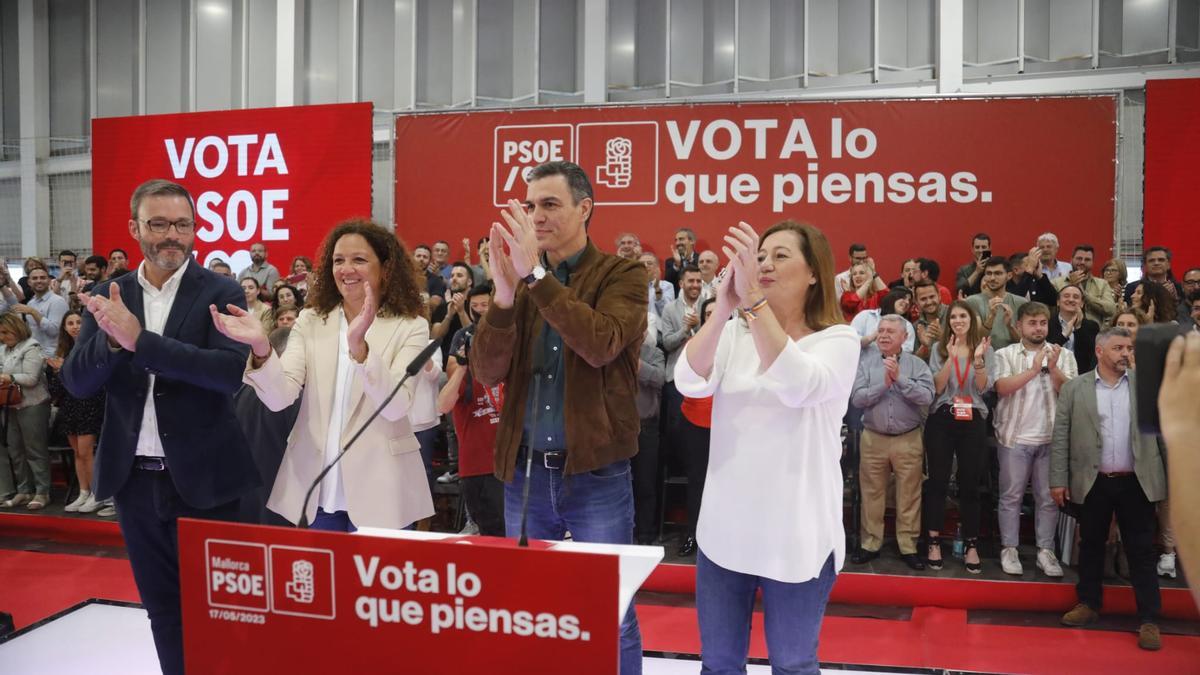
top-left (213, 220), bottom-right (434, 530)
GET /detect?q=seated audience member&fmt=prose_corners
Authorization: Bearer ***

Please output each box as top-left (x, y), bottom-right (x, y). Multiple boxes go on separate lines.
top-left (954, 232), bottom-right (992, 296)
top-left (853, 289), bottom-right (916, 352)
top-left (923, 301), bottom-right (995, 573)
top-left (1125, 247), bottom-right (1182, 305)
top-left (850, 314), bottom-right (934, 570)
top-left (233, 327), bottom-right (298, 527)
top-left (632, 307), bottom-right (666, 546)
top-left (834, 242), bottom-right (871, 297)
top-left (615, 232), bottom-right (642, 261)
top-left (966, 256), bottom-right (1026, 350)
top-left (676, 298), bottom-right (719, 558)
top-left (640, 251), bottom-right (675, 316)
top-left (438, 284), bottom-right (504, 537)
top-left (1128, 278), bottom-right (1178, 324)
top-left (47, 310), bottom-right (107, 514)
top-left (1052, 245), bottom-right (1116, 325)
top-left (1008, 248), bottom-right (1058, 306)
top-left (1036, 232), bottom-right (1073, 281)
top-left (1048, 284), bottom-right (1100, 373)
top-left (840, 261), bottom-right (888, 320)
top-left (913, 280), bottom-right (946, 362)
top-left (1053, 328), bottom-right (1166, 651)
top-left (0, 311), bottom-right (51, 511)
top-left (993, 302), bottom-right (1077, 578)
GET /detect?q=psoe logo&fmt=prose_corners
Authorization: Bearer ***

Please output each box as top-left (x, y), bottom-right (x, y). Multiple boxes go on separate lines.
top-left (205, 539), bottom-right (269, 612)
top-left (269, 545), bottom-right (336, 620)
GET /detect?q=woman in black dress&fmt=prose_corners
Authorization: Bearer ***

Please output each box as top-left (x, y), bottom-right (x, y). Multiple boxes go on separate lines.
top-left (47, 310), bottom-right (105, 513)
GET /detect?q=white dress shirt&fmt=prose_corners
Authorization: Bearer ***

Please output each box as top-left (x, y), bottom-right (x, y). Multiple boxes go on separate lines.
top-left (1096, 372), bottom-right (1134, 473)
top-left (850, 309), bottom-right (916, 353)
top-left (134, 261), bottom-right (189, 458)
top-left (675, 320), bottom-right (860, 582)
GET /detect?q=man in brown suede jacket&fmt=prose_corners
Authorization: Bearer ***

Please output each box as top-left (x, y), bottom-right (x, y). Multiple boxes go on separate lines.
top-left (471, 161), bottom-right (647, 675)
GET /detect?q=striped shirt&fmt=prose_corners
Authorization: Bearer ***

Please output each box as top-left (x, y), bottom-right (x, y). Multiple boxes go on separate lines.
top-left (993, 342), bottom-right (1078, 447)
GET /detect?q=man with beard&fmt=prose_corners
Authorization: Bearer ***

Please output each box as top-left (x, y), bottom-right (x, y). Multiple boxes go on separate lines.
top-left (413, 244), bottom-right (448, 309)
top-left (108, 248), bottom-right (129, 275)
top-left (9, 266), bottom-right (69, 357)
top-left (966, 256), bottom-right (1026, 349)
top-left (431, 261), bottom-right (475, 367)
top-left (1007, 248), bottom-right (1058, 307)
top-left (1048, 284), bottom-right (1099, 373)
top-left (913, 280), bottom-right (946, 362)
top-left (62, 179), bottom-right (256, 675)
top-left (1053, 328), bottom-right (1167, 651)
top-left (1052, 245), bottom-right (1115, 325)
top-left (80, 255), bottom-right (108, 293)
top-left (237, 242), bottom-right (281, 296)
top-left (994, 303), bottom-right (1077, 578)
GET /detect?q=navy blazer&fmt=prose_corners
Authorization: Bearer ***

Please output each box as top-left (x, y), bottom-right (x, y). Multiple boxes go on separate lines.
top-left (62, 259), bottom-right (260, 509)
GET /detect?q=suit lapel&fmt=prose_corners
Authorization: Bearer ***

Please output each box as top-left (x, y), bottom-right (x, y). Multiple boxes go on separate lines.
top-left (1080, 371), bottom-right (1102, 432)
top-left (161, 261), bottom-right (203, 340)
top-left (120, 272), bottom-right (145, 327)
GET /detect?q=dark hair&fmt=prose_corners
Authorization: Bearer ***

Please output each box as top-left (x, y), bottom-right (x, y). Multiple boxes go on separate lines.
top-left (676, 227), bottom-right (696, 242)
top-left (414, 244), bottom-right (431, 254)
top-left (913, 279), bottom-right (939, 296)
top-left (758, 220), bottom-right (844, 330)
top-left (917, 257), bottom-right (940, 282)
top-left (84, 255), bottom-right (107, 269)
top-left (467, 281), bottom-right (493, 300)
top-left (1130, 279), bottom-right (1177, 322)
top-left (699, 297), bottom-right (718, 327)
top-left (434, 240), bottom-right (450, 248)
top-left (55, 310), bottom-right (83, 358)
top-left (291, 255), bottom-right (314, 274)
top-left (880, 289), bottom-right (911, 316)
top-left (450, 261), bottom-right (475, 284)
top-left (240, 276), bottom-right (261, 290)
top-left (984, 256), bottom-right (1011, 272)
top-left (849, 243), bottom-right (867, 256)
top-left (58, 250), bottom-right (77, 261)
top-left (937, 300), bottom-right (985, 360)
top-left (129, 179), bottom-right (194, 219)
top-left (271, 305), bottom-right (299, 329)
top-left (1073, 245), bottom-right (1095, 255)
top-left (972, 232), bottom-right (991, 244)
top-left (109, 248), bottom-right (128, 258)
top-left (1110, 308), bottom-right (1148, 328)
top-left (1143, 246), bottom-right (1171, 262)
top-left (309, 219), bottom-right (425, 320)
top-left (679, 264), bottom-right (702, 278)
top-left (272, 283), bottom-right (303, 308)
top-left (1097, 326), bottom-right (1134, 346)
top-left (526, 161), bottom-right (594, 225)
top-left (212, 261), bottom-right (232, 272)
top-left (1017, 301), bottom-right (1051, 321)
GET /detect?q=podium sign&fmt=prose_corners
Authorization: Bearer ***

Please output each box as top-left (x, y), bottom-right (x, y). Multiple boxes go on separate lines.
top-left (179, 519), bottom-right (619, 674)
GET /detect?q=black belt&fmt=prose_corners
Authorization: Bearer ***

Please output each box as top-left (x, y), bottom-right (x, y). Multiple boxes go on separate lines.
top-left (134, 456), bottom-right (168, 471)
top-left (865, 426), bottom-right (920, 438)
top-left (1099, 471), bottom-right (1135, 479)
top-left (518, 446), bottom-right (565, 471)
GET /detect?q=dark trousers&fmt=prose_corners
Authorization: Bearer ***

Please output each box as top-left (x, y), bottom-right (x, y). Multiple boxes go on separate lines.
top-left (680, 417), bottom-right (710, 540)
top-left (631, 415), bottom-right (660, 544)
top-left (1077, 474), bottom-right (1161, 622)
top-left (113, 467), bottom-right (240, 675)
top-left (461, 473), bottom-right (506, 536)
top-left (922, 407), bottom-right (987, 539)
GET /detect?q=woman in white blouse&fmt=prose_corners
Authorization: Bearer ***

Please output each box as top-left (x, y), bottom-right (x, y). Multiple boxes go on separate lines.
top-left (674, 220), bottom-right (860, 675)
top-left (212, 220), bottom-right (434, 532)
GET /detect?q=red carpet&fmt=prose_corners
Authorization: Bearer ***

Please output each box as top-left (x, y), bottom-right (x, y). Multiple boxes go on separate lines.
top-left (0, 549), bottom-right (140, 629)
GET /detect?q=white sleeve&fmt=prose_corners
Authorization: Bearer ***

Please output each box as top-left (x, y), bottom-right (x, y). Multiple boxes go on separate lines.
top-left (674, 318), bottom-right (736, 398)
top-left (759, 326), bottom-right (861, 408)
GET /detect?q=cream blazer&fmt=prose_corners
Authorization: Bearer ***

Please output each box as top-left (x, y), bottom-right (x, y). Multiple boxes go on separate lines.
top-left (244, 307), bottom-right (435, 529)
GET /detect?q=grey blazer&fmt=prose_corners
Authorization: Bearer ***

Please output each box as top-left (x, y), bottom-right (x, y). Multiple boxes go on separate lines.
top-left (1050, 370), bottom-right (1166, 504)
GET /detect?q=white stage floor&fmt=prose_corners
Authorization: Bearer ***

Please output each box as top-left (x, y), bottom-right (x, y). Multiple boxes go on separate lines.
top-left (0, 601), bottom-right (923, 674)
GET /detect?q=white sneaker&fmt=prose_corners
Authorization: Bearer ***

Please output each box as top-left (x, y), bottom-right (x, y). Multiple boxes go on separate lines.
top-left (65, 491), bottom-right (92, 513)
top-left (436, 471), bottom-right (458, 484)
top-left (1037, 548), bottom-right (1064, 578)
top-left (77, 494), bottom-right (102, 513)
top-left (96, 499), bottom-right (116, 517)
top-left (1157, 553), bottom-right (1177, 579)
top-left (458, 519), bottom-right (479, 536)
top-left (1000, 547), bottom-right (1023, 575)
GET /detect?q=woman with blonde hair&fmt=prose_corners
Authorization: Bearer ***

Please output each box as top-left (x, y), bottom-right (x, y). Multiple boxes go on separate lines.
top-left (0, 311), bottom-right (52, 510)
top-left (675, 220), bottom-right (859, 674)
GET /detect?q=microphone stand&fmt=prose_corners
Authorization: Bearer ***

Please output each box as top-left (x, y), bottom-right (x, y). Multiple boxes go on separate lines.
top-left (516, 371), bottom-right (543, 547)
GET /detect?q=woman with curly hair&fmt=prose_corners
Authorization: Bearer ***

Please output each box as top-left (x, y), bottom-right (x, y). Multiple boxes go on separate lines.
top-left (212, 219), bottom-right (433, 532)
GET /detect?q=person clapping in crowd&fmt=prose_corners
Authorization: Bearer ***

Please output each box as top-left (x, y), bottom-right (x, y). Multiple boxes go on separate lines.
top-left (47, 310), bottom-right (108, 515)
top-left (0, 311), bottom-right (52, 510)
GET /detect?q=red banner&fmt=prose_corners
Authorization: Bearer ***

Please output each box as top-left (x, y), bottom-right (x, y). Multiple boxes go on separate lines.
top-left (1144, 78), bottom-right (1200, 270)
top-left (179, 519), bottom-right (619, 674)
top-left (396, 98), bottom-right (1117, 281)
top-left (91, 103), bottom-right (373, 274)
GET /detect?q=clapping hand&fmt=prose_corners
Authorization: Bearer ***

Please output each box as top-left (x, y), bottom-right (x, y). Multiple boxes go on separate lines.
top-left (489, 200), bottom-right (540, 307)
top-left (346, 281), bottom-right (378, 361)
top-left (210, 302), bottom-right (270, 358)
top-left (883, 355), bottom-right (900, 386)
top-left (973, 336), bottom-right (992, 364)
top-left (85, 283), bottom-right (143, 352)
top-left (720, 222), bottom-right (761, 305)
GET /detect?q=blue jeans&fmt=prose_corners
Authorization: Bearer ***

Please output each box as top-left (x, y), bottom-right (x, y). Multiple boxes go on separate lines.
top-left (696, 549), bottom-right (836, 675)
top-left (310, 508), bottom-right (356, 532)
top-left (505, 456), bottom-right (642, 675)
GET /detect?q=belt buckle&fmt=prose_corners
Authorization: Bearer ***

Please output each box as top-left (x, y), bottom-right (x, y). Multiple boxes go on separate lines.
top-left (542, 451), bottom-right (564, 470)
top-left (138, 457), bottom-right (166, 471)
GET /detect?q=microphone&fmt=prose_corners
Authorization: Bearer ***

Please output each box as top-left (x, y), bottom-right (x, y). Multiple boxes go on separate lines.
top-left (296, 339), bottom-right (442, 529)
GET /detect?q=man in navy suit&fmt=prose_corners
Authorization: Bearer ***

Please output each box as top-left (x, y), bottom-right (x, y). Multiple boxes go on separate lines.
top-left (63, 179), bottom-right (259, 675)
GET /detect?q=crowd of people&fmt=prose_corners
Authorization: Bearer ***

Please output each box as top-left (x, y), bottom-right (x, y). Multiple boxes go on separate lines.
top-left (0, 171), bottom-right (1196, 672)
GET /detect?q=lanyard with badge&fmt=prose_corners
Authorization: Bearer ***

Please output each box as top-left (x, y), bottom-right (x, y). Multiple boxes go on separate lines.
top-left (483, 382), bottom-right (505, 414)
top-left (951, 355), bottom-right (974, 421)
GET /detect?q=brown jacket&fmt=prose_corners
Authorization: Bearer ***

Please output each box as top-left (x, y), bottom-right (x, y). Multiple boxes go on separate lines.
top-left (470, 240), bottom-right (648, 482)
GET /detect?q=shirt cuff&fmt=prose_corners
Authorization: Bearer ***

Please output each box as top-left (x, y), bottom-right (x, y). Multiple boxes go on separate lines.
top-left (674, 349), bottom-right (718, 398)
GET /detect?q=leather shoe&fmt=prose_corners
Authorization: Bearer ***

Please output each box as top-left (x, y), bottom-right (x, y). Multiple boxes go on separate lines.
top-left (1138, 623), bottom-right (1161, 651)
top-left (850, 548), bottom-right (880, 565)
top-left (677, 537), bottom-right (697, 557)
top-left (900, 553), bottom-right (926, 571)
top-left (1061, 603), bottom-right (1100, 627)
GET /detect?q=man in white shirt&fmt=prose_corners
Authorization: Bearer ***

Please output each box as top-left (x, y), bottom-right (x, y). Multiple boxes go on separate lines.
top-left (697, 250), bottom-right (720, 301)
top-left (993, 302), bottom-right (1077, 578)
top-left (1037, 232), bottom-right (1073, 281)
top-left (639, 251), bottom-right (675, 316)
top-left (10, 267), bottom-right (68, 357)
top-left (834, 242), bottom-right (870, 297)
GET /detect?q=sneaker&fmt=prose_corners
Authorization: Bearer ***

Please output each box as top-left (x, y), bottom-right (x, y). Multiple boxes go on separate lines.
top-left (1000, 547), bottom-right (1023, 575)
top-left (2, 493), bottom-right (31, 508)
top-left (65, 491), bottom-right (92, 513)
top-left (96, 500), bottom-right (117, 518)
top-left (1037, 548), bottom-right (1064, 578)
top-left (1061, 603), bottom-right (1099, 627)
top-left (436, 471), bottom-right (458, 484)
top-left (77, 494), bottom-right (102, 513)
top-left (1157, 553), bottom-right (1177, 579)
top-left (1138, 623), bottom-right (1162, 651)
top-left (458, 519), bottom-right (479, 536)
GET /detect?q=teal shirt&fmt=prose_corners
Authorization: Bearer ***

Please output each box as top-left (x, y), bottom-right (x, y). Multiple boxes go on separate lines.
top-left (966, 292), bottom-right (1027, 350)
top-left (521, 247), bottom-right (585, 451)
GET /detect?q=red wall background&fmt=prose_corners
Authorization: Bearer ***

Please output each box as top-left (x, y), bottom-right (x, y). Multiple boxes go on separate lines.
top-left (395, 97), bottom-right (1117, 280)
top-left (1144, 78), bottom-right (1200, 273)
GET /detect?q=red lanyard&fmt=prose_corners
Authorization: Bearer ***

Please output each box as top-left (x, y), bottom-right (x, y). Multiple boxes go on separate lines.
top-left (483, 382), bottom-right (505, 413)
top-left (952, 352), bottom-right (970, 390)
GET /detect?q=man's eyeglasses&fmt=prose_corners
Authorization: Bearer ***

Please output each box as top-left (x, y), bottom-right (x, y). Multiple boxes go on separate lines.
top-left (138, 218), bottom-right (195, 234)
